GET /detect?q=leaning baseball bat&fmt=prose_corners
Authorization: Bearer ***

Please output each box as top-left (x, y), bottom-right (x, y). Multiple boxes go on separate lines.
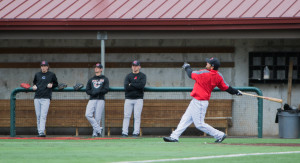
top-left (240, 91), bottom-right (283, 103)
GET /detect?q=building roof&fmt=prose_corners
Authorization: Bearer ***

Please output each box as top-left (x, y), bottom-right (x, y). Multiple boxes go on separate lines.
top-left (0, 0), bottom-right (300, 30)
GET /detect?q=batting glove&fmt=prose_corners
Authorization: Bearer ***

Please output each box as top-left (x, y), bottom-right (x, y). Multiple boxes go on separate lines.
top-left (236, 90), bottom-right (243, 96)
top-left (182, 62), bottom-right (190, 69)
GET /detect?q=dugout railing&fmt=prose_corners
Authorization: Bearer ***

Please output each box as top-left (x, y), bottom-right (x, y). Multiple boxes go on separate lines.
top-left (9, 87), bottom-right (263, 138)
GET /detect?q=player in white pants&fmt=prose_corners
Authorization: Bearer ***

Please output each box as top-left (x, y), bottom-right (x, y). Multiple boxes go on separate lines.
top-left (169, 99), bottom-right (225, 141)
top-left (164, 58), bottom-right (242, 143)
top-left (34, 99), bottom-right (50, 136)
top-left (122, 99), bottom-right (144, 136)
top-left (85, 100), bottom-right (105, 136)
top-left (122, 60), bottom-right (146, 137)
top-left (33, 61), bottom-right (58, 137)
top-left (85, 63), bottom-right (109, 137)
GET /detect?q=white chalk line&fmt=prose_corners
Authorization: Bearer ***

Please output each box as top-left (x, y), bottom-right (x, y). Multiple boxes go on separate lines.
top-left (113, 151), bottom-right (300, 163)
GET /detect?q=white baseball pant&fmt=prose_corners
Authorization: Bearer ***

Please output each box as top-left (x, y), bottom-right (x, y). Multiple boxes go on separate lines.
top-left (170, 98), bottom-right (224, 140)
top-left (122, 99), bottom-right (143, 135)
top-left (34, 99), bottom-right (50, 135)
top-left (85, 100), bottom-right (105, 136)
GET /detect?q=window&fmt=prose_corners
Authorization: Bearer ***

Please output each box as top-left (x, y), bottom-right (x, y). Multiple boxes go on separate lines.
top-left (249, 52), bottom-right (300, 84)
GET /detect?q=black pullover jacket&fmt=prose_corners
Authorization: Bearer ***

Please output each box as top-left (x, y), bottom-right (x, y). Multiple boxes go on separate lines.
top-left (33, 71), bottom-right (58, 99)
top-left (86, 75), bottom-right (109, 100)
top-left (124, 72), bottom-right (146, 99)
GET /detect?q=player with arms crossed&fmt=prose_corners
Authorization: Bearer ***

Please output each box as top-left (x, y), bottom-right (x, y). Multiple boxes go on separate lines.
top-left (33, 61), bottom-right (58, 137)
top-left (122, 60), bottom-right (147, 137)
top-left (85, 63), bottom-right (109, 137)
top-left (163, 58), bottom-right (242, 143)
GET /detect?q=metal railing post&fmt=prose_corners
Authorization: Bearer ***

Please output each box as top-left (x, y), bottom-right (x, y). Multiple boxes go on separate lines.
top-left (97, 31), bottom-right (107, 137)
top-left (10, 90), bottom-right (17, 137)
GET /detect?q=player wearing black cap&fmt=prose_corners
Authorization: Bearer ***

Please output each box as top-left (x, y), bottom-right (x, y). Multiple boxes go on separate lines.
top-left (122, 60), bottom-right (147, 137)
top-left (163, 57), bottom-right (242, 143)
top-left (85, 63), bottom-right (109, 137)
top-left (32, 61), bottom-right (58, 137)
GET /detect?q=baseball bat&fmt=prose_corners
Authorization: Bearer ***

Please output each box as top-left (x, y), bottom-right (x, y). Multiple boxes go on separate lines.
top-left (240, 91), bottom-right (283, 103)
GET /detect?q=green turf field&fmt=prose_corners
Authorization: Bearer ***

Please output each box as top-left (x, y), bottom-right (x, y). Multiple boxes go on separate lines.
top-left (1, 137), bottom-right (300, 163)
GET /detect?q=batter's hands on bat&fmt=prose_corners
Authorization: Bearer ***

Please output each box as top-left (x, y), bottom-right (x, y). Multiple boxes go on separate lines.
top-left (32, 85), bottom-right (37, 91)
top-left (236, 90), bottom-right (242, 96)
top-left (47, 83), bottom-right (53, 88)
top-left (182, 62), bottom-right (190, 69)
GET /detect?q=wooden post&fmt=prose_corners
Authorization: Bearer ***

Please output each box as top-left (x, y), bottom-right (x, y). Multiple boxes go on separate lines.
top-left (107, 127), bottom-right (110, 136)
top-left (76, 127), bottom-right (79, 136)
top-left (287, 61), bottom-right (293, 105)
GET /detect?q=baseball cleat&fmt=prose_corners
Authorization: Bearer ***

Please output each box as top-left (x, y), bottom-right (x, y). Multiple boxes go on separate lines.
top-left (132, 134), bottom-right (139, 137)
top-left (122, 134), bottom-right (128, 137)
top-left (37, 134), bottom-right (46, 137)
top-left (215, 134), bottom-right (226, 143)
top-left (92, 133), bottom-right (102, 137)
top-left (163, 137), bottom-right (178, 142)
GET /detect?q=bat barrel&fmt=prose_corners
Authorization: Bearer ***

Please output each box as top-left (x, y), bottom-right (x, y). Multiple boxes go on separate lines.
top-left (241, 91), bottom-right (282, 103)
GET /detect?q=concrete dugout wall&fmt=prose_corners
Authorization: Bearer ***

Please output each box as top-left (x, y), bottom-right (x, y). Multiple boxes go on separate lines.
top-left (0, 34), bottom-right (300, 136)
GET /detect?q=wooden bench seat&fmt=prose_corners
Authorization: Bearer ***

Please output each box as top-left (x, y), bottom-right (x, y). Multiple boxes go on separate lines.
top-left (106, 99), bottom-right (233, 136)
top-left (0, 99), bottom-right (233, 136)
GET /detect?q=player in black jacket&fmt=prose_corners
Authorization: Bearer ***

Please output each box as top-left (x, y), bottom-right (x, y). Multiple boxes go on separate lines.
top-left (32, 61), bottom-right (58, 137)
top-left (85, 63), bottom-right (109, 137)
top-left (122, 60), bottom-right (146, 137)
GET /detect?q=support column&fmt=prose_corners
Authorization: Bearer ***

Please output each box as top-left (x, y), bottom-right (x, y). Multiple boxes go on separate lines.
top-left (97, 31), bottom-right (107, 137)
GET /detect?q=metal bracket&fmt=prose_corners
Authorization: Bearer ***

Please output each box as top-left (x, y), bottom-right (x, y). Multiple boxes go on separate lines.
top-left (97, 31), bottom-right (107, 40)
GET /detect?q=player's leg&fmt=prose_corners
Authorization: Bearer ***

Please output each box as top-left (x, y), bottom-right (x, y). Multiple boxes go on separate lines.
top-left (191, 99), bottom-right (224, 140)
top-left (85, 100), bottom-right (100, 136)
top-left (34, 99), bottom-right (41, 135)
top-left (122, 99), bottom-right (134, 136)
top-left (94, 100), bottom-right (105, 136)
top-left (168, 100), bottom-right (194, 140)
top-left (132, 99), bottom-right (143, 136)
top-left (39, 99), bottom-right (50, 136)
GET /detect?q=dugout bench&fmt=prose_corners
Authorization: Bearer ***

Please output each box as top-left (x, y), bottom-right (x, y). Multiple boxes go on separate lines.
top-left (0, 99), bottom-right (233, 136)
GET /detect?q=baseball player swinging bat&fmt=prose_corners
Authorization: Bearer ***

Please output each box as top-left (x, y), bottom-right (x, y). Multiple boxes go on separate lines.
top-left (240, 91), bottom-right (283, 103)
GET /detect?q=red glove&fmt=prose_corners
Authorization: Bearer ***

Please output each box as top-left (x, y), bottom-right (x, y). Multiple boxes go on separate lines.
top-left (20, 83), bottom-right (31, 89)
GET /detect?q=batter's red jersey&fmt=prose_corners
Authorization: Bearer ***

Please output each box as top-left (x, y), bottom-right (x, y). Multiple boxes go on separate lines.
top-left (191, 69), bottom-right (229, 100)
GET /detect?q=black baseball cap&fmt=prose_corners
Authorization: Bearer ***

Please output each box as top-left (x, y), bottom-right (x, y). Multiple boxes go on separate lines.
top-left (40, 60), bottom-right (49, 66)
top-left (132, 60), bottom-right (140, 66)
top-left (205, 57), bottom-right (220, 69)
top-left (94, 63), bottom-right (103, 68)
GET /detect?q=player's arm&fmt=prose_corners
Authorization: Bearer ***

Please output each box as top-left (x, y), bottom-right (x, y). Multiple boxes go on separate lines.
top-left (99, 77), bottom-right (109, 95)
top-left (33, 74), bottom-right (37, 85)
top-left (130, 74), bottom-right (146, 89)
top-left (225, 86), bottom-right (241, 95)
top-left (52, 74), bottom-right (58, 88)
top-left (217, 73), bottom-right (242, 96)
top-left (182, 63), bottom-right (192, 78)
top-left (124, 75), bottom-right (134, 91)
top-left (85, 79), bottom-right (93, 95)
top-left (32, 74), bottom-right (38, 90)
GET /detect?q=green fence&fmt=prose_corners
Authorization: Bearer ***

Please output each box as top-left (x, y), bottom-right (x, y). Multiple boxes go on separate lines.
top-left (10, 87), bottom-right (263, 137)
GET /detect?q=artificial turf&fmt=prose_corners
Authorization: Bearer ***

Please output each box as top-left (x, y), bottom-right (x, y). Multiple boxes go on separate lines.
top-left (0, 137), bottom-right (300, 163)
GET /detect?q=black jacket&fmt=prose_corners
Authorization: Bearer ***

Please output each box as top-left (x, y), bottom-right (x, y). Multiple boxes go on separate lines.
top-left (86, 75), bottom-right (109, 100)
top-left (33, 71), bottom-right (58, 99)
top-left (124, 72), bottom-right (146, 99)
